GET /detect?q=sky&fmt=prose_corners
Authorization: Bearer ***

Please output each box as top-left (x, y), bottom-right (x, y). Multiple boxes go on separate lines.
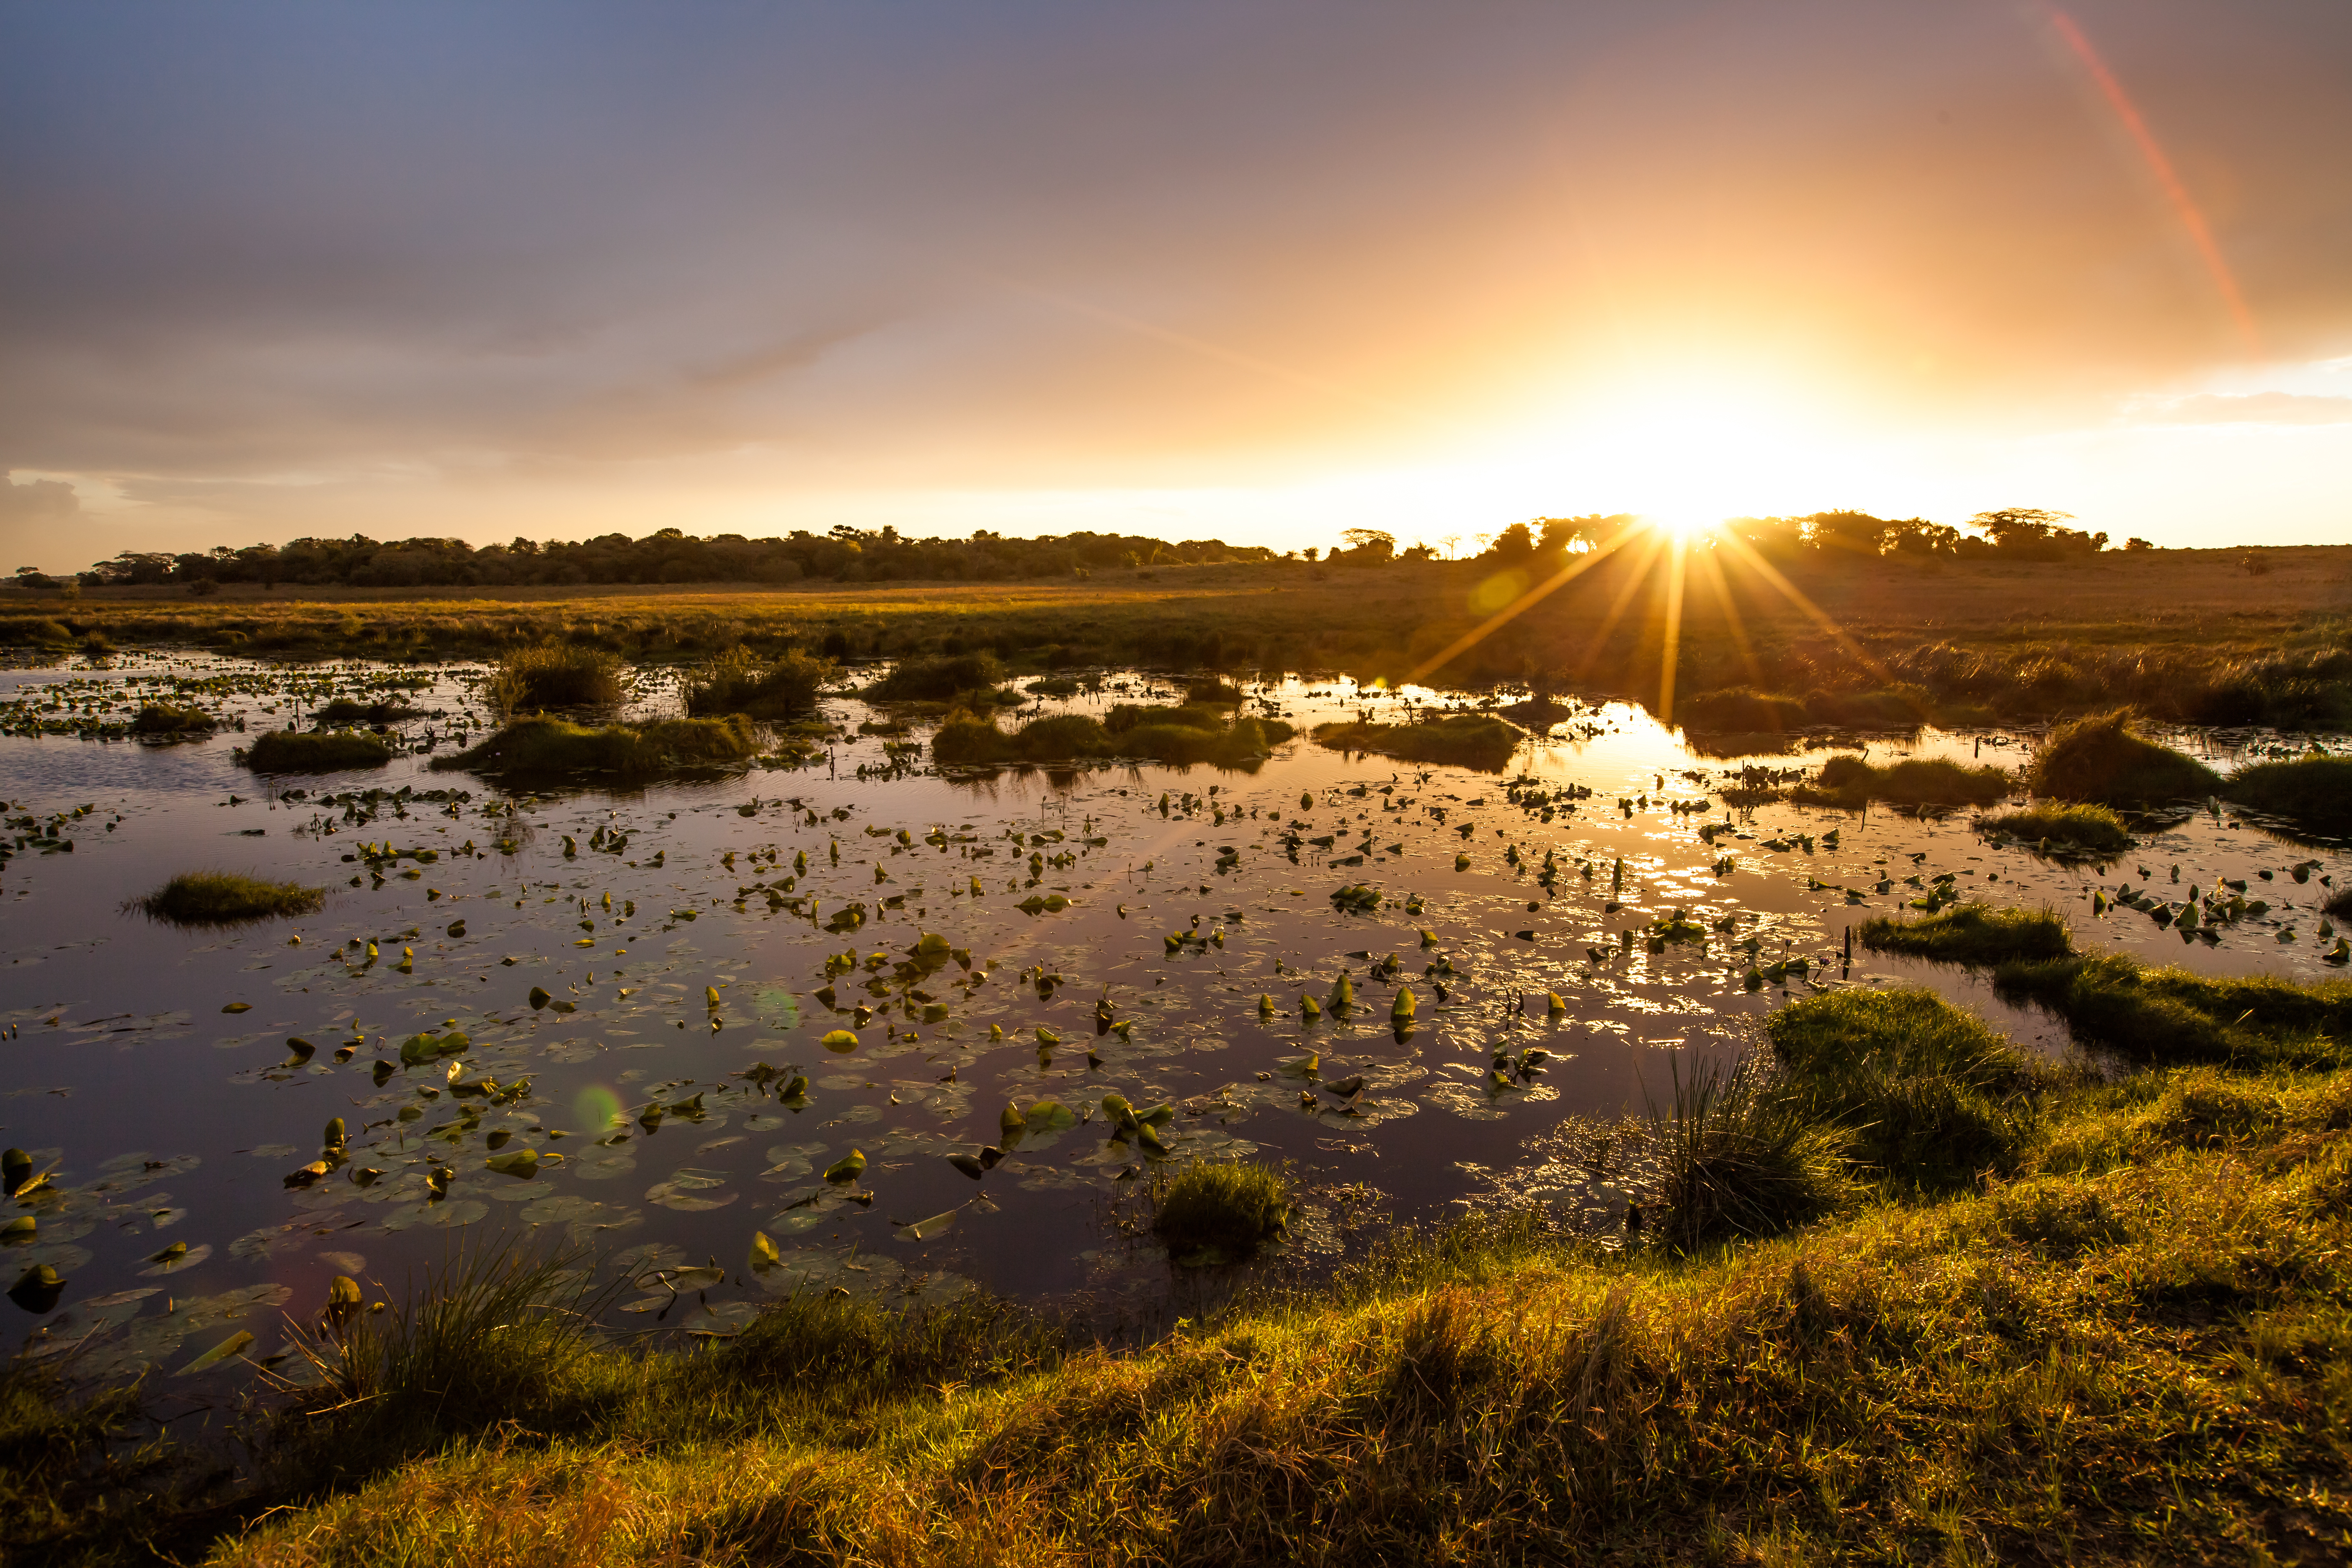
top-left (3, 0), bottom-right (2349, 572)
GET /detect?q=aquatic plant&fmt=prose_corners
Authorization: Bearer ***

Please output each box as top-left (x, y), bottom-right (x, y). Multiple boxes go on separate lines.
top-left (1310, 713), bottom-right (1521, 771)
top-left (1978, 802), bottom-right (2132, 854)
top-left (243, 729), bottom-right (395, 772)
top-left (136, 870), bottom-right (324, 925)
top-left (488, 641), bottom-right (627, 713)
top-left (2023, 710), bottom-right (2220, 805)
top-left (682, 645), bottom-right (838, 719)
top-left (1150, 1159), bottom-right (1289, 1264)
top-left (431, 715), bottom-right (756, 781)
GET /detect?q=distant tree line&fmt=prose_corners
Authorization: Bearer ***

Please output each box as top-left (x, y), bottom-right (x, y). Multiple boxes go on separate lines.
top-left (27, 525), bottom-right (1280, 591)
top-left (9, 507), bottom-right (2159, 594)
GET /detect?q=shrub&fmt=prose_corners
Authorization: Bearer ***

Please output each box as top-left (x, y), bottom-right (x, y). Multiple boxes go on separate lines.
top-left (488, 642), bottom-right (626, 714)
top-left (126, 702), bottom-right (214, 735)
top-left (1311, 714), bottom-right (1521, 771)
top-left (865, 652), bottom-right (1005, 702)
top-left (245, 730), bottom-right (394, 772)
top-left (2024, 710), bottom-right (2220, 805)
top-left (136, 870), bottom-right (323, 925)
top-left (2224, 755), bottom-right (2352, 838)
top-left (1860, 903), bottom-right (2072, 966)
top-left (431, 716), bottom-right (756, 782)
top-left (1978, 802), bottom-right (2132, 855)
top-left (1152, 1160), bottom-right (1289, 1265)
top-left (682, 646), bottom-right (837, 720)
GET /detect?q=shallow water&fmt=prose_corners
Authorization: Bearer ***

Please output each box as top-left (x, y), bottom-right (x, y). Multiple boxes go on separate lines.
top-left (3, 652), bottom-right (2345, 1380)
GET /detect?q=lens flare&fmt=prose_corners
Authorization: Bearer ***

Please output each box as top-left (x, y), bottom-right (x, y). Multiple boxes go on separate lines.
top-left (574, 1084), bottom-right (622, 1135)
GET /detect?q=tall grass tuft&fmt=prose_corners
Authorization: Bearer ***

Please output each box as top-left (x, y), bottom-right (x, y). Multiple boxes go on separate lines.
top-left (244, 729), bottom-right (393, 772)
top-left (1799, 753), bottom-right (2009, 808)
top-left (126, 702), bottom-right (214, 736)
top-left (1648, 1056), bottom-right (1852, 1251)
top-left (1151, 1159), bottom-right (1290, 1265)
top-left (681, 645), bottom-right (836, 720)
top-left (1310, 713), bottom-right (1521, 771)
top-left (2024, 709), bottom-right (2220, 805)
top-left (288, 1242), bottom-right (612, 1469)
top-left (431, 715), bottom-right (756, 782)
top-left (864, 652), bottom-right (1006, 702)
top-left (488, 642), bottom-right (627, 714)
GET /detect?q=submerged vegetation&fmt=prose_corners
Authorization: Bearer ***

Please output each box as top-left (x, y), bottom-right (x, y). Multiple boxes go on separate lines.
top-left (431, 715), bottom-right (758, 782)
top-left (242, 729), bottom-right (395, 772)
top-left (134, 869), bottom-right (324, 925)
top-left (1311, 712), bottom-right (1522, 771)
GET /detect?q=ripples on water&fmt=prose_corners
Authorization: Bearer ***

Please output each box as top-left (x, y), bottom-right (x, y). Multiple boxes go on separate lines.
top-left (1, 652), bottom-right (2342, 1377)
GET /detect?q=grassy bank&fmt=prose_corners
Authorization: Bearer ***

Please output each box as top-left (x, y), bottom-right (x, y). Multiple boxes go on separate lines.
top-left (4, 546), bottom-right (2347, 730)
top-left (12, 910), bottom-right (2352, 1563)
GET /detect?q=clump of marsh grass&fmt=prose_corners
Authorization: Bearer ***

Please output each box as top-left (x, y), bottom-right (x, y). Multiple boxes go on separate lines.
top-left (1311, 713), bottom-right (1521, 771)
top-left (1675, 686), bottom-right (1809, 732)
top-left (864, 652), bottom-right (1007, 703)
top-left (935, 708), bottom-right (1292, 768)
top-left (1980, 801), bottom-right (2132, 855)
top-left (285, 1241), bottom-right (614, 1472)
top-left (1646, 1056), bottom-right (1852, 1252)
top-left (0, 1352), bottom-right (175, 1566)
top-left (2024, 709), bottom-right (2220, 805)
top-left (243, 729), bottom-right (394, 773)
top-left (135, 870), bottom-right (323, 926)
top-left (682, 645), bottom-right (837, 720)
top-left (2326, 887), bottom-right (2352, 922)
top-left (1768, 988), bottom-right (2048, 1190)
top-left (311, 697), bottom-right (421, 726)
top-left (1996, 950), bottom-right (2352, 1070)
top-left (1797, 753), bottom-right (2009, 809)
top-left (488, 641), bottom-right (627, 714)
top-left (1151, 1159), bottom-right (1289, 1265)
top-left (1859, 902), bottom-right (2072, 967)
top-left (431, 715), bottom-right (756, 782)
top-left (2224, 753), bottom-right (2352, 837)
top-left (126, 702), bottom-right (214, 736)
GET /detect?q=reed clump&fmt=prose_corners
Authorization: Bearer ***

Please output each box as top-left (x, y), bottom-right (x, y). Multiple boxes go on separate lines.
top-left (681, 645), bottom-right (837, 719)
top-left (1978, 802), bottom-right (2133, 854)
top-left (1859, 903), bottom-right (2073, 966)
top-left (1797, 753), bottom-right (2009, 808)
top-left (1151, 1159), bottom-right (1290, 1265)
top-left (126, 702), bottom-right (214, 735)
top-left (2223, 753), bottom-right (2352, 837)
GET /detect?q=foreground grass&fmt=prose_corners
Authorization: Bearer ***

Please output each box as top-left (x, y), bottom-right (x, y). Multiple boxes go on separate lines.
top-left (20, 915), bottom-right (2352, 1565)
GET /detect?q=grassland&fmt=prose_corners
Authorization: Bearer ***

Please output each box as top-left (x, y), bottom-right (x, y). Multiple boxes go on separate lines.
top-left (12, 911), bottom-right (2352, 1564)
top-left (3, 545), bottom-right (2346, 730)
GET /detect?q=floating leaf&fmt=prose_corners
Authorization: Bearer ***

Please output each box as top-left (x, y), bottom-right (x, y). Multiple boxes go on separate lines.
top-left (8, 1264), bottom-right (64, 1313)
top-left (484, 1148), bottom-right (542, 1179)
top-left (894, 1209), bottom-right (957, 1241)
top-left (221, 1003), bottom-right (251, 1014)
top-left (1024, 1101), bottom-right (1078, 1132)
top-left (528, 987), bottom-right (552, 1010)
top-left (946, 1153), bottom-right (985, 1180)
top-left (175, 1329), bottom-right (255, 1375)
top-left (820, 1029), bottom-right (859, 1053)
top-left (823, 1149), bottom-right (867, 1185)
top-left (748, 1230), bottom-right (781, 1274)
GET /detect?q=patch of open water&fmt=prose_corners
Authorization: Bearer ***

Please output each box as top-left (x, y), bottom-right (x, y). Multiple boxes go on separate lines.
top-left (1, 652), bottom-right (2344, 1383)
